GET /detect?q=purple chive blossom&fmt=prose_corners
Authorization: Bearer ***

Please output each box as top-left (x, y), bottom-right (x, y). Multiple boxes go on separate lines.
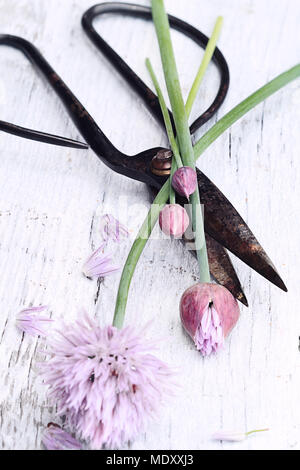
top-left (82, 244), bottom-right (119, 280)
top-left (100, 214), bottom-right (129, 243)
top-left (194, 304), bottom-right (224, 356)
top-left (42, 423), bottom-right (82, 450)
top-left (40, 312), bottom-right (175, 449)
top-left (16, 306), bottom-right (52, 337)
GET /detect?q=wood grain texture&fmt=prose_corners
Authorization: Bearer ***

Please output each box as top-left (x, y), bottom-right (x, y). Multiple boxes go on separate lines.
top-left (0, 0), bottom-right (300, 450)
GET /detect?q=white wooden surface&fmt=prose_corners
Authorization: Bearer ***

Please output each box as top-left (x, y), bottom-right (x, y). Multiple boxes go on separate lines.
top-left (0, 0), bottom-right (300, 450)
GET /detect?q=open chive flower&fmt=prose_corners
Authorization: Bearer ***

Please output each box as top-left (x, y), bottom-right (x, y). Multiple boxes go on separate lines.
top-left (40, 312), bottom-right (175, 449)
top-left (42, 423), bottom-right (82, 450)
top-left (212, 428), bottom-right (269, 442)
top-left (180, 283), bottom-right (240, 356)
top-left (82, 244), bottom-right (120, 280)
top-left (100, 214), bottom-right (129, 243)
top-left (16, 306), bottom-right (52, 337)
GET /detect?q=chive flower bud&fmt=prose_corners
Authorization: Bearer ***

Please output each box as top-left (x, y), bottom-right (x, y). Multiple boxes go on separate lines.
top-left (172, 166), bottom-right (197, 199)
top-left (180, 283), bottom-right (240, 356)
top-left (159, 204), bottom-right (189, 237)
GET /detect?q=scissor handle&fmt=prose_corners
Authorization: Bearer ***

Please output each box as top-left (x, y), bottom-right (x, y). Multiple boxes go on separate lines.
top-left (82, 2), bottom-right (230, 135)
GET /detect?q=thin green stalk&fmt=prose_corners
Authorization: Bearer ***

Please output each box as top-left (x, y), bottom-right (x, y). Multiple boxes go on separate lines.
top-left (113, 63), bottom-right (300, 326)
top-left (245, 428), bottom-right (269, 436)
top-left (146, 58), bottom-right (182, 169)
top-left (194, 64), bottom-right (300, 160)
top-left (185, 16), bottom-right (223, 118)
top-left (113, 181), bottom-right (169, 328)
top-left (147, 18), bottom-right (222, 221)
top-left (151, 0), bottom-right (209, 279)
top-left (146, 57), bottom-right (179, 205)
top-left (169, 157), bottom-right (177, 204)
top-left (183, 16), bottom-right (223, 281)
top-left (151, 0), bottom-right (194, 169)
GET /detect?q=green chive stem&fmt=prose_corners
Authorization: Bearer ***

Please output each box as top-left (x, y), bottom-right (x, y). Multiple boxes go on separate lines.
top-left (146, 58), bottom-right (183, 169)
top-left (245, 428), bottom-right (269, 436)
top-left (151, 0), bottom-right (209, 280)
top-left (169, 157), bottom-right (177, 204)
top-left (193, 64), bottom-right (300, 160)
top-left (145, 57), bottom-right (180, 205)
top-left (147, 16), bottom-right (222, 215)
top-left (113, 181), bottom-right (169, 328)
top-left (185, 16), bottom-right (223, 118)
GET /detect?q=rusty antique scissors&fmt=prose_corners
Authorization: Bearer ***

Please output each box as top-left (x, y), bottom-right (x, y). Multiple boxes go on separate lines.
top-left (0, 2), bottom-right (287, 306)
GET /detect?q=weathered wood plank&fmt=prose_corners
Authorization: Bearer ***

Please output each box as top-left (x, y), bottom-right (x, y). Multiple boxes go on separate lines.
top-left (0, 0), bottom-right (299, 450)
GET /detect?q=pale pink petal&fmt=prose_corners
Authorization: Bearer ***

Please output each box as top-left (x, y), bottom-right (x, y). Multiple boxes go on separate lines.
top-left (82, 244), bottom-right (119, 280)
top-left (212, 430), bottom-right (246, 442)
top-left (193, 305), bottom-right (223, 356)
top-left (200, 306), bottom-right (212, 335)
top-left (42, 423), bottom-right (82, 450)
top-left (100, 214), bottom-right (129, 243)
top-left (16, 306), bottom-right (52, 337)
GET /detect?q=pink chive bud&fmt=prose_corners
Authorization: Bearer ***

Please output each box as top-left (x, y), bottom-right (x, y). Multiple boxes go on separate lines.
top-left (180, 283), bottom-right (240, 356)
top-left (172, 166), bottom-right (197, 199)
top-left (159, 204), bottom-right (189, 238)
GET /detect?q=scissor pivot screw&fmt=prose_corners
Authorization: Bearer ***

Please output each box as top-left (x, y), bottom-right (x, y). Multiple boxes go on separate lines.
top-left (151, 149), bottom-right (172, 176)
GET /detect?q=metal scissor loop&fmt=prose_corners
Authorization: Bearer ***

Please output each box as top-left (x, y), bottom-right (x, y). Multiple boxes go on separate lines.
top-left (82, 2), bottom-right (230, 136)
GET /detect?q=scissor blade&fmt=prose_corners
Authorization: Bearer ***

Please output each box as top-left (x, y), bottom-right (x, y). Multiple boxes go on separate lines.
top-left (0, 120), bottom-right (88, 149)
top-left (206, 234), bottom-right (248, 306)
top-left (197, 168), bottom-right (287, 292)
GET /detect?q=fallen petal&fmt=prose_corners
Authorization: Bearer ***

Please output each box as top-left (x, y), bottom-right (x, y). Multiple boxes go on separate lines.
top-left (100, 214), bottom-right (129, 243)
top-left (42, 423), bottom-right (82, 450)
top-left (16, 306), bottom-right (52, 337)
top-left (82, 244), bottom-right (120, 279)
